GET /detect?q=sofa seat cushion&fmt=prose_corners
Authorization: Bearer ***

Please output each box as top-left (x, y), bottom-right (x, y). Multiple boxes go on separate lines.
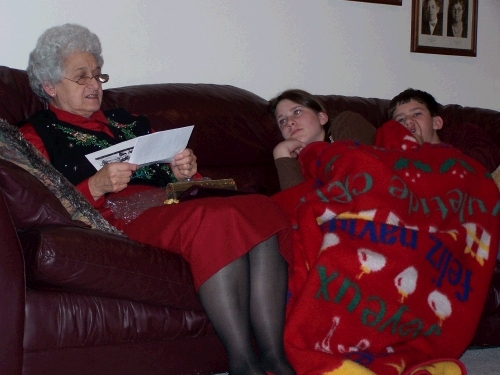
top-left (20, 226), bottom-right (203, 311)
top-left (24, 289), bottom-right (214, 351)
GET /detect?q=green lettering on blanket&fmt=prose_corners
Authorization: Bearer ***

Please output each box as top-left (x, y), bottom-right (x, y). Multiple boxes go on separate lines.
top-left (315, 266), bottom-right (361, 312)
top-left (314, 266), bottom-right (442, 340)
top-left (333, 275), bottom-right (361, 312)
top-left (492, 200), bottom-right (500, 216)
top-left (319, 173), bottom-right (373, 203)
top-left (389, 175), bottom-right (493, 223)
top-left (361, 297), bottom-right (432, 340)
top-left (429, 196), bottom-right (449, 220)
top-left (390, 175), bottom-right (442, 217)
top-left (446, 189), bottom-right (487, 223)
top-left (315, 266), bottom-right (339, 301)
top-left (377, 303), bottom-right (409, 334)
top-left (361, 296), bottom-right (387, 327)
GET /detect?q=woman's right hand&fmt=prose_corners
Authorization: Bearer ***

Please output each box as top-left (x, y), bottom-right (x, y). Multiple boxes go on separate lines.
top-left (273, 138), bottom-right (306, 159)
top-left (88, 162), bottom-right (138, 200)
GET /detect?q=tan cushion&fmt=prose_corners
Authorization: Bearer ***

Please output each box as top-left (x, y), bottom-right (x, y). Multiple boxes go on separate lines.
top-left (492, 165), bottom-right (500, 190)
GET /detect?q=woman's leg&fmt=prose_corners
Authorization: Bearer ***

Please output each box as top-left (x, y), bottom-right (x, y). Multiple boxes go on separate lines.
top-left (248, 235), bottom-right (295, 375)
top-left (198, 235), bottom-right (295, 375)
top-left (198, 251), bottom-right (261, 375)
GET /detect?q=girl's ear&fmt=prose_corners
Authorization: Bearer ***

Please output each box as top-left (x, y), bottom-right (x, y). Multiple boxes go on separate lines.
top-left (319, 112), bottom-right (329, 126)
top-left (42, 81), bottom-right (56, 98)
top-left (432, 116), bottom-right (444, 130)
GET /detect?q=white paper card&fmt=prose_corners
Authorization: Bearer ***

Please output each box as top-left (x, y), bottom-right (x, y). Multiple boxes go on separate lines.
top-left (85, 125), bottom-right (194, 170)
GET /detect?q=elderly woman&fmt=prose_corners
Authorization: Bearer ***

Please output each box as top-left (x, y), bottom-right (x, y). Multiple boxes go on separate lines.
top-left (447, 0), bottom-right (467, 38)
top-left (20, 23), bottom-right (295, 375)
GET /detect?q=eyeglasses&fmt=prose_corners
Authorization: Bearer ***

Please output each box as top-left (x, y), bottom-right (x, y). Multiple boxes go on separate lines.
top-left (64, 73), bottom-right (110, 85)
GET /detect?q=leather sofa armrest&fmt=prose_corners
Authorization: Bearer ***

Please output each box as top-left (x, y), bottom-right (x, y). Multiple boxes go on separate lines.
top-left (470, 260), bottom-right (500, 346)
top-left (481, 260), bottom-right (500, 315)
top-left (0, 189), bottom-right (25, 375)
top-left (20, 226), bottom-right (204, 311)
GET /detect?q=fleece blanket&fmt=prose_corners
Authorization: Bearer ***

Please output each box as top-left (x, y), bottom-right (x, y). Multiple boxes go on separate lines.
top-left (273, 120), bottom-right (500, 375)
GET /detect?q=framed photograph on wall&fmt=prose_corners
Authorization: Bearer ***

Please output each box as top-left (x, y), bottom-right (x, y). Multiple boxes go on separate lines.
top-left (411, 0), bottom-right (477, 57)
top-left (349, 0), bottom-right (402, 5)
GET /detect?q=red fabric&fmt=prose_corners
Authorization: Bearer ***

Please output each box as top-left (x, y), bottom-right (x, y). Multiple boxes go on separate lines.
top-left (273, 120), bottom-right (500, 374)
top-left (19, 108), bottom-right (288, 290)
top-left (98, 185), bottom-right (294, 290)
top-left (112, 193), bottom-right (293, 290)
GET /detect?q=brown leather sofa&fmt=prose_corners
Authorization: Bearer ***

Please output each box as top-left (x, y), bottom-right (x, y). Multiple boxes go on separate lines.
top-left (1, 65), bottom-right (500, 375)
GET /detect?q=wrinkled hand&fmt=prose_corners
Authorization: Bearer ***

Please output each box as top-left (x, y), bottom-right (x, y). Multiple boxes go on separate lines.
top-left (88, 162), bottom-right (138, 200)
top-left (171, 148), bottom-right (198, 180)
top-left (273, 138), bottom-right (306, 159)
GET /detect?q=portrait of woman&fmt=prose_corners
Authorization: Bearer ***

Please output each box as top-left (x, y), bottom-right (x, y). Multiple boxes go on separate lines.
top-left (447, 0), bottom-right (468, 38)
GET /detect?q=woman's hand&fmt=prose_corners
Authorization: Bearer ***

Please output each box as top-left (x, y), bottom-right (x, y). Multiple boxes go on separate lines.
top-left (171, 148), bottom-right (198, 180)
top-left (273, 138), bottom-right (306, 159)
top-left (88, 162), bottom-right (138, 200)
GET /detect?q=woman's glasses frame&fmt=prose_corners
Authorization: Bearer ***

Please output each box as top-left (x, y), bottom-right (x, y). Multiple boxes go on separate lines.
top-left (64, 74), bottom-right (109, 85)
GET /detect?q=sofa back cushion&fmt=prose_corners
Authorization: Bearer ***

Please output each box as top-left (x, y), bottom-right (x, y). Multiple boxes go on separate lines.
top-left (102, 83), bottom-right (284, 193)
top-left (0, 65), bottom-right (44, 126)
top-left (2, 65), bottom-right (500, 192)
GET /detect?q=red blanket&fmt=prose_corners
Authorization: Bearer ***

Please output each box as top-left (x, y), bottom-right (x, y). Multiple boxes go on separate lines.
top-left (273, 121), bottom-right (500, 375)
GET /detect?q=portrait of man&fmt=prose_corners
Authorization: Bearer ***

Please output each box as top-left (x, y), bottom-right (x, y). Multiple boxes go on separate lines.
top-left (421, 0), bottom-right (443, 36)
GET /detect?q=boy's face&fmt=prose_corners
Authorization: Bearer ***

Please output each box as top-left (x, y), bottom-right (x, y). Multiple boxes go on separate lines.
top-left (391, 99), bottom-right (443, 144)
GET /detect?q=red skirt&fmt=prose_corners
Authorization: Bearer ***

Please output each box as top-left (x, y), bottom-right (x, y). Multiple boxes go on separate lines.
top-left (110, 194), bottom-right (293, 290)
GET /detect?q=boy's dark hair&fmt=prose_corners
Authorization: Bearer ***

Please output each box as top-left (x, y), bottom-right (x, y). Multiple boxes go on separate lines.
top-left (268, 89), bottom-right (331, 140)
top-left (388, 88), bottom-right (440, 119)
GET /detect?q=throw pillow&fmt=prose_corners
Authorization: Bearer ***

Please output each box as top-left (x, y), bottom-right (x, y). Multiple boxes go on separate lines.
top-left (329, 111), bottom-right (377, 145)
top-left (0, 119), bottom-right (122, 235)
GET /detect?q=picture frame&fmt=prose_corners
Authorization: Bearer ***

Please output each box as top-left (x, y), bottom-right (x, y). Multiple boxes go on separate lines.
top-left (411, 0), bottom-right (477, 57)
top-left (348, 0), bottom-right (402, 5)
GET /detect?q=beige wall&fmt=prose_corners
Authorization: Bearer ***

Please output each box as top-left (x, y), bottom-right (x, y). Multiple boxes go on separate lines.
top-left (1, 0), bottom-right (499, 110)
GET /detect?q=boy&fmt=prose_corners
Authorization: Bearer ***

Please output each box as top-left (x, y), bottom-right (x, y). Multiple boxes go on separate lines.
top-left (388, 88), bottom-right (500, 172)
top-left (388, 88), bottom-right (442, 145)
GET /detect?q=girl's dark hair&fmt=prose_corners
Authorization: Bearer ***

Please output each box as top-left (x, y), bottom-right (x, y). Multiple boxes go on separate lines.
top-left (268, 89), bottom-right (331, 140)
top-left (388, 88), bottom-right (440, 119)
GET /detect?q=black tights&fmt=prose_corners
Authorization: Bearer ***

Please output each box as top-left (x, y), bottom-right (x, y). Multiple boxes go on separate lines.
top-left (198, 235), bottom-right (295, 375)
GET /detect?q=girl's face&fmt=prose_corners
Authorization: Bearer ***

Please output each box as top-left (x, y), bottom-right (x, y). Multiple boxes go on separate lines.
top-left (275, 99), bottom-right (327, 145)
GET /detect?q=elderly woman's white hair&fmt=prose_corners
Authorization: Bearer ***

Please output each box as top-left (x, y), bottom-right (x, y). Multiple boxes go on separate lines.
top-left (27, 23), bottom-right (104, 101)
